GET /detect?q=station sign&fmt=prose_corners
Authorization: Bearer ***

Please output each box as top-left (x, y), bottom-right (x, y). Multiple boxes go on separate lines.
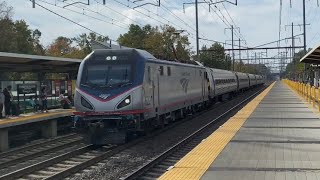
top-left (17, 84), bottom-right (37, 94)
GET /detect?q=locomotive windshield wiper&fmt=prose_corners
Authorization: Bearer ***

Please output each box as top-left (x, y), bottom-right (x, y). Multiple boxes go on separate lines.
top-left (99, 84), bottom-right (113, 88)
top-left (81, 83), bottom-right (97, 89)
top-left (119, 82), bottom-right (132, 87)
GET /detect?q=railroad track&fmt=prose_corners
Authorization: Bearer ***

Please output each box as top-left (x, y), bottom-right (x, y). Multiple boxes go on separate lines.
top-left (0, 133), bottom-right (84, 178)
top-left (0, 87), bottom-right (266, 180)
top-left (0, 105), bottom-right (221, 180)
top-left (122, 86), bottom-right (266, 180)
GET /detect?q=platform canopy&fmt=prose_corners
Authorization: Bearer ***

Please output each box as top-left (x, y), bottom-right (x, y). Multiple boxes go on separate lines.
top-left (0, 52), bottom-right (82, 73)
top-left (300, 44), bottom-right (320, 64)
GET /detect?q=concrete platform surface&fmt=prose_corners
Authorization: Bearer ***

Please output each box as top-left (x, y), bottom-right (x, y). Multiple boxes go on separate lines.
top-left (201, 81), bottom-right (320, 180)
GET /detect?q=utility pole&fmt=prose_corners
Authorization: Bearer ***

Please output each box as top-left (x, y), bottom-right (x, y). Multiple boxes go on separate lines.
top-left (236, 38), bottom-right (246, 71)
top-left (303, 0), bottom-right (306, 53)
top-left (183, 1), bottom-right (237, 59)
top-left (291, 22), bottom-right (295, 80)
top-left (195, 0), bottom-right (199, 57)
top-left (225, 26), bottom-right (239, 71)
top-left (303, 0), bottom-right (307, 80)
top-left (284, 22), bottom-right (309, 79)
top-left (231, 25), bottom-right (234, 71)
top-left (255, 52), bottom-right (257, 73)
top-left (239, 38), bottom-right (241, 71)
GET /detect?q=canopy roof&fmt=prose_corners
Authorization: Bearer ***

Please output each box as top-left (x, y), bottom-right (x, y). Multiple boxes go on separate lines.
top-left (0, 52), bottom-right (82, 73)
top-left (300, 44), bottom-right (320, 64)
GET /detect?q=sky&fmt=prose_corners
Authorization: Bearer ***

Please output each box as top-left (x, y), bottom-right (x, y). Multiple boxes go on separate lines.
top-left (6, 0), bottom-right (320, 72)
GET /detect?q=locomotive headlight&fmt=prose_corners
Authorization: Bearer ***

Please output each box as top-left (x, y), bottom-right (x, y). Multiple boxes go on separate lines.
top-left (81, 97), bottom-right (93, 110)
top-left (117, 96), bottom-right (131, 109)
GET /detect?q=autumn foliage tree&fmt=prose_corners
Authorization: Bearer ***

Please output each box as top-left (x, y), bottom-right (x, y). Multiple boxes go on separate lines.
top-left (46, 36), bottom-right (84, 59)
top-left (118, 24), bottom-right (191, 61)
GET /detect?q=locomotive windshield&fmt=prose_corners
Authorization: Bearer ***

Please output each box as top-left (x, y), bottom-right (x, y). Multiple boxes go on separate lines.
top-left (82, 64), bottom-right (132, 89)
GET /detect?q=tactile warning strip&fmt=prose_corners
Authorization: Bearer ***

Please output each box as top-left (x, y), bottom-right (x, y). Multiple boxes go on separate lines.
top-left (158, 82), bottom-right (275, 180)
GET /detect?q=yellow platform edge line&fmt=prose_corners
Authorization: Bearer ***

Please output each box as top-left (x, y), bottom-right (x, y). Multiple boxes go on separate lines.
top-left (158, 82), bottom-right (276, 180)
top-left (0, 110), bottom-right (74, 125)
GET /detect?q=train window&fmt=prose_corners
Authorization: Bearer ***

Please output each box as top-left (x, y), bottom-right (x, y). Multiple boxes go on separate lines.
top-left (167, 67), bottom-right (171, 76)
top-left (160, 66), bottom-right (164, 76)
top-left (199, 70), bottom-right (202, 76)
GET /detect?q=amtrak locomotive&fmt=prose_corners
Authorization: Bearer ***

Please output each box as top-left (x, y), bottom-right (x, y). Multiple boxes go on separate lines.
top-left (74, 49), bottom-right (264, 144)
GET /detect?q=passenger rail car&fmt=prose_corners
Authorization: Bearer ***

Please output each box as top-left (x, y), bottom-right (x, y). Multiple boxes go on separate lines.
top-left (235, 72), bottom-right (250, 91)
top-left (256, 75), bottom-right (264, 85)
top-left (248, 74), bottom-right (257, 87)
top-left (208, 68), bottom-right (237, 98)
top-left (74, 49), bottom-right (264, 145)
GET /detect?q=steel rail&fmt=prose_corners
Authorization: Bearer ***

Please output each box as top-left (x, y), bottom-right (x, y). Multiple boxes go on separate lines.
top-left (122, 85), bottom-right (267, 179)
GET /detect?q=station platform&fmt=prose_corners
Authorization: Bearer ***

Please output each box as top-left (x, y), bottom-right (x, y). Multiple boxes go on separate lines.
top-left (159, 81), bottom-right (320, 180)
top-left (0, 109), bottom-right (74, 128)
top-left (0, 109), bottom-right (74, 152)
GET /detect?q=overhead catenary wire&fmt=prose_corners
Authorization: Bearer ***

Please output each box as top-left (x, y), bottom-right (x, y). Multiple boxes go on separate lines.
top-left (159, 3), bottom-right (203, 38)
top-left (93, 0), bottom-right (144, 26)
top-left (31, 0), bottom-right (118, 44)
top-left (221, 3), bottom-right (246, 42)
top-left (67, 0), bottom-right (133, 27)
top-left (203, 0), bottom-right (247, 47)
top-left (124, 0), bottom-right (197, 37)
top-left (37, 0), bottom-right (129, 29)
top-left (162, 0), bottom-right (198, 30)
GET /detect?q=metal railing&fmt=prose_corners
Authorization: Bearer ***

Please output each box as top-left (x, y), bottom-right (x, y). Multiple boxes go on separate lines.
top-left (283, 79), bottom-right (320, 111)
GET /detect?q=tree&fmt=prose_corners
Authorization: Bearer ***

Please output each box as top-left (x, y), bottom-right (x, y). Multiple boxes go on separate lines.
top-left (118, 24), bottom-right (147, 49)
top-left (118, 24), bottom-right (191, 61)
top-left (0, 2), bottom-right (45, 55)
top-left (14, 20), bottom-right (34, 54)
top-left (47, 36), bottom-right (88, 59)
top-left (199, 43), bottom-right (230, 70)
top-left (0, 1), bottom-right (13, 19)
top-left (73, 32), bottom-right (109, 55)
top-left (32, 29), bottom-right (45, 55)
top-left (0, 18), bottom-right (41, 54)
top-left (47, 36), bottom-right (73, 57)
top-left (284, 49), bottom-right (306, 79)
top-left (160, 25), bottom-right (191, 61)
top-left (0, 17), bottom-right (15, 52)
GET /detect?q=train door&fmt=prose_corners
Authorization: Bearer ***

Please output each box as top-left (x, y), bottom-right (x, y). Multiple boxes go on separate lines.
top-left (143, 66), bottom-right (154, 112)
top-left (201, 70), bottom-right (205, 100)
top-left (235, 73), bottom-right (239, 91)
top-left (210, 70), bottom-right (215, 97)
top-left (203, 70), bottom-right (209, 100)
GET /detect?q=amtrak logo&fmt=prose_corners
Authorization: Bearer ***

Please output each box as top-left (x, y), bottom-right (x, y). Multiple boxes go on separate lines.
top-left (180, 78), bottom-right (189, 93)
top-left (99, 94), bottom-right (110, 100)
